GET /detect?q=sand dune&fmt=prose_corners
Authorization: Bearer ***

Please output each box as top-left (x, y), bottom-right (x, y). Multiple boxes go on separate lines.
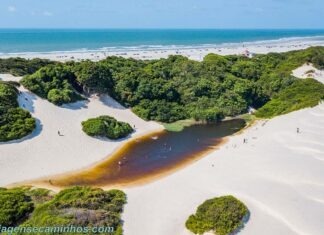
top-left (122, 103), bottom-right (324, 235)
top-left (0, 74), bottom-right (163, 186)
top-left (292, 63), bottom-right (324, 83)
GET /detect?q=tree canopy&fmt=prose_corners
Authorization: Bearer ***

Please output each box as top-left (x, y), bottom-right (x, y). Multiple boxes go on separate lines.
top-left (0, 82), bottom-right (36, 142)
top-left (19, 46), bottom-right (324, 122)
top-left (82, 116), bottom-right (133, 140)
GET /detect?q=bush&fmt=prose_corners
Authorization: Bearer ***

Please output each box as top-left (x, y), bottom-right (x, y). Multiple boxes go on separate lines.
top-left (255, 78), bottom-right (324, 118)
top-left (21, 64), bottom-right (84, 105)
top-left (0, 188), bottom-right (34, 226)
top-left (19, 186), bottom-right (127, 235)
top-left (0, 82), bottom-right (36, 142)
top-left (82, 116), bottom-right (133, 140)
top-left (185, 196), bottom-right (249, 235)
top-left (0, 57), bottom-right (56, 76)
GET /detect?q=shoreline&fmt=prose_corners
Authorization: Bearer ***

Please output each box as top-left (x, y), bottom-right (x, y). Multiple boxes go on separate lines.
top-left (11, 118), bottom-right (252, 190)
top-left (1, 36), bottom-right (324, 62)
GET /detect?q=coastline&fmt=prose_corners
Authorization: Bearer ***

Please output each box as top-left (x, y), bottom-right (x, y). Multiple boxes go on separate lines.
top-left (1, 36), bottom-right (324, 62)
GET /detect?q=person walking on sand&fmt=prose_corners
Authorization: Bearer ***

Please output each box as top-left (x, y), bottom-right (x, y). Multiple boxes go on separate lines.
top-left (297, 128), bottom-right (300, 134)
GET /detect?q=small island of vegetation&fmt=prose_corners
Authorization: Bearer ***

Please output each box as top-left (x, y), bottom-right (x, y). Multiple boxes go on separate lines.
top-left (82, 115), bottom-right (133, 140)
top-left (0, 186), bottom-right (127, 235)
top-left (0, 81), bottom-right (36, 142)
top-left (185, 195), bottom-right (249, 235)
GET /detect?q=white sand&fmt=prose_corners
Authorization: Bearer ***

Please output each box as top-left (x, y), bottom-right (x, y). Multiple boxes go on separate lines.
top-left (292, 63), bottom-right (324, 84)
top-left (122, 103), bottom-right (324, 235)
top-left (0, 74), bottom-right (163, 186)
top-left (1, 37), bottom-right (324, 62)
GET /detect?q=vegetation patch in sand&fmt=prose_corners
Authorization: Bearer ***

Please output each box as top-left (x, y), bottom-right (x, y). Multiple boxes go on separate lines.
top-left (82, 115), bottom-right (133, 140)
top-left (20, 65), bottom-right (84, 106)
top-left (255, 78), bottom-right (324, 118)
top-left (0, 82), bottom-right (36, 142)
top-left (0, 186), bottom-right (126, 235)
top-left (185, 195), bottom-right (249, 235)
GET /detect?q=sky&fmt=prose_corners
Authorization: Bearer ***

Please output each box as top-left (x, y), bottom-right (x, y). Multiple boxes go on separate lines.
top-left (1, 0), bottom-right (324, 29)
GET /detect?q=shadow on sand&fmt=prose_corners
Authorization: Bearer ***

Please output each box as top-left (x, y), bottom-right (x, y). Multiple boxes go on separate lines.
top-left (61, 100), bottom-right (89, 110)
top-left (18, 90), bottom-right (38, 113)
top-left (230, 210), bottom-right (251, 235)
top-left (99, 95), bottom-right (126, 110)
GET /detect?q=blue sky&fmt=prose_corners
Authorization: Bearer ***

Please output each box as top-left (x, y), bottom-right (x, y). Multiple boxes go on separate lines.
top-left (1, 0), bottom-right (324, 28)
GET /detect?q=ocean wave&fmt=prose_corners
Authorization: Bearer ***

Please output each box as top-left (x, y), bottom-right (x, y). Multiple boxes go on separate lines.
top-left (1, 35), bottom-right (324, 56)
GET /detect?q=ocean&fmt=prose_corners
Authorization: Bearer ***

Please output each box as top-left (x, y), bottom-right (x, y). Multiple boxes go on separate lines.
top-left (1, 29), bottom-right (324, 54)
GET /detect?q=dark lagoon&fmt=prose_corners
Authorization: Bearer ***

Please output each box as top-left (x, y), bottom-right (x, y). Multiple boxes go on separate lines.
top-left (51, 119), bottom-right (246, 187)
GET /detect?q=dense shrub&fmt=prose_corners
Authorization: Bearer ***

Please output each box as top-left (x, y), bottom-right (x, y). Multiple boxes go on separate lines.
top-left (0, 82), bottom-right (36, 142)
top-left (0, 57), bottom-right (55, 76)
top-left (255, 78), bottom-right (324, 118)
top-left (20, 65), bottom-right (84, 105)
top-left (19, 186), bottom-right (126, 235)
top-left (186, 195), bottom-right (249, 235)
top-left (82, 116), bottom-right (133, 139)
top-left (19, 46), bottom-right (324, 122)
top-left (0, 188), bottom-right (34, 226)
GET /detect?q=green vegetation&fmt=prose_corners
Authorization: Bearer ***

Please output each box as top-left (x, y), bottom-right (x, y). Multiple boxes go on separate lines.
top-left (19, 47), bottom-right (324, 121)
top-left (0, 57), bottom-right (55, 76)
top-left (0, 188), bottom-right (34, 227)
top-left (163, 119), bottom-right (197, 132)
top-left (185, 195), bottom-right (249, 235)
top-left (82, 116), bottom-right (133, 139)
top-left (21, 65), bottom-right (84, 105)
top-left (0, 187), bottom-right (127, 235)
top-left (0, 82), bottom-right (36, 142)
top-left (20, 187), bottom-right (126, 235)
top-left (256, 78), bottom-right (324, 118)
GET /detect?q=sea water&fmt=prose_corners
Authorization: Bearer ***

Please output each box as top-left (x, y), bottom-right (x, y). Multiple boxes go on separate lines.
top-left (1, 29), bottom-right (324, 54)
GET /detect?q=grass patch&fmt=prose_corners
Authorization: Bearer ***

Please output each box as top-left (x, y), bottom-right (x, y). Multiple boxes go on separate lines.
top-left (163, 119), bottom-right (197, 132)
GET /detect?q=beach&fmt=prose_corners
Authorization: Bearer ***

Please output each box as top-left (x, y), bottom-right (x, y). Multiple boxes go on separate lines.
top-left (1, 36), bottom-right (324, 62)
